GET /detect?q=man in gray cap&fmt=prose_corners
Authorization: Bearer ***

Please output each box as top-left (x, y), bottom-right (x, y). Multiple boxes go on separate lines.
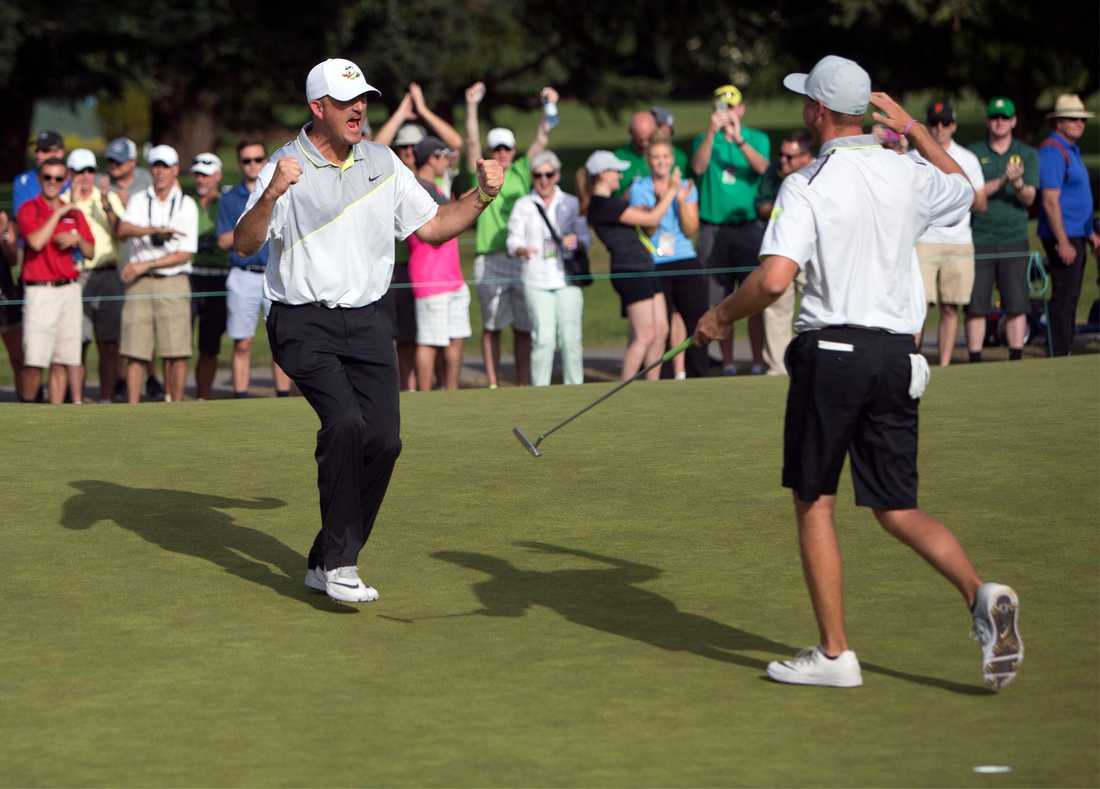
top-left (100, 138), bottom-right (152, 210)
top-left (695, 55), bottom-right (1023, 691)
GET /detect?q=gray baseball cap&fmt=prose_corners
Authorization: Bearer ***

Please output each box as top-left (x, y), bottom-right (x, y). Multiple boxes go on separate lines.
top-left (783, 56), bottom-right (871, 116)
top-left (105, 137), bottom-right (138, 163)
top-left (584, 150), bottom-right (631, 175)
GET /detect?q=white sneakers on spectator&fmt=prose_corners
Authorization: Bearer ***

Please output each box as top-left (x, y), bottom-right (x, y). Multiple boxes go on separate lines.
top-left (767, 646), bottom-right (863, 687)
top-left (304, 565), bottom-right (379, 602)
top-left (971, 583), bottom-right (1023, 689)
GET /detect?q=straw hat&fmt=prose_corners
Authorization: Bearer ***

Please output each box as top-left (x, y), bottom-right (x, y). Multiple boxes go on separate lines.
top-left (1045, 94), bottom-right (1094, 120)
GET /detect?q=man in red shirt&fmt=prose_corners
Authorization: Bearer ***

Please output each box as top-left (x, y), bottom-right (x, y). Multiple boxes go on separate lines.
top-left (16, 158), bottom-right (94, 403)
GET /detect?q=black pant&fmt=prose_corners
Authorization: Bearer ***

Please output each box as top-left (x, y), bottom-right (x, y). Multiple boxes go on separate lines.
top-left (657, 257), bottom-right (710, 378)
top-left (266, 301), bottom-right (402, 571)
top-left (1041, 237), bottom-right (1087, 357)
top-left (190, 273), bottom-right (228, 356)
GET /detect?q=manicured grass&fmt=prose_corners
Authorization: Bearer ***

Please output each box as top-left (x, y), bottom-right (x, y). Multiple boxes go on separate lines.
top-left (0, 355), bottom-right (1096, 786)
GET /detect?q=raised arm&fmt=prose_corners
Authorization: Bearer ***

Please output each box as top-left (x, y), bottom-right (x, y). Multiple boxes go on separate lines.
top-left (414, 158), bottom-right (504, 245)
top-left (677, 182), bottom-right (699, 237)
top-left (692, 108), bottom-right (727, 175)
top-left (525, 87), bottom-right (557, 159)
top-left (372, 92), bottom-right (415, 148)
top-left (871, 92), bottom-right (965, 180)
top-left (729, 108), bottom-right (769, 176)
top-left (464, 82), bottom-right (485, 172)
top-left (409, 83), bottom-right (463, 154)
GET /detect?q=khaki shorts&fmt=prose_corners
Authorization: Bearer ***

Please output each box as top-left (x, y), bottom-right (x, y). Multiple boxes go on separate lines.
top-left (22, 281), bottom-right (82, 368)
top-left (120, 273), bottom-right (193, 361)
top-left (917, 242), bottom-right (975, 306)
top-left (474, 251), bottom-right (531, 332)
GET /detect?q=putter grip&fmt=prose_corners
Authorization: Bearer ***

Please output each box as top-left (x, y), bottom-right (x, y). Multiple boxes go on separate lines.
top-left (660, 337), bottom-right (694, 363)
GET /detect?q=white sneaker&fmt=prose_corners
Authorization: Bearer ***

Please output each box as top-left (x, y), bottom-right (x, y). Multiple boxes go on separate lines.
top-left (971, 583), bottom-right (1023, 689)
top-left (323, 566), bottom-right (379, 603)
top-left (767, 646), bottom-right (863, 687)
top-left (674, 371), bottom-right (686, 381)
top-left (304, 566), bottom-right (326, 593)
top-left (723, 364), bottom-right (738, 376)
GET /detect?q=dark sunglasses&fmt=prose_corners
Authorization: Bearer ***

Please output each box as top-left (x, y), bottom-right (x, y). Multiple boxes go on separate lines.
top-left (532, 171), bottom-right (557, 180)
top-left (40, 174), bottom-right (66, 183)
top-left (239, 156), bottom-right (266, 164)
top-left (778, 152), bottom-right (803, 161)
top-left (988, 114), bottom-right (1013, 121)
top-left (927, 119), bottom-right (953, 128)
top-left (491, 145), bottom-right (514, 152)
top-left (76, 168), bottom-right (96, 174)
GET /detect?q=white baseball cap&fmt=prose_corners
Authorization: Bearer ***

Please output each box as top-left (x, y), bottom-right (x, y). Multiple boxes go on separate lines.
top-left (783, 55), bottom-right (871, 116)
top-left (190, 152), bottom-right (222, 175)
top-left (148, 144), bottom-right (179, 167)
top-left (66, 149), bottom-right (97, 171)
top-left (584, 150), bottom-right (631, 175)
top-left (394, 123), bottom-right (427, 147)
top-left (306, 58), bottom-right (380, 103)
top-left (486, 128), bottom-right (516, 150)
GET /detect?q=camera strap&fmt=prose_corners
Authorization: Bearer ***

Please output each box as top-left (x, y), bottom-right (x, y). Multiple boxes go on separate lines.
top-left (148, 192), bottom-right (177, 229)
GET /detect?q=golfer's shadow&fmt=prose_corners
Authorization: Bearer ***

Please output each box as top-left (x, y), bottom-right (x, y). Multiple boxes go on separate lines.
top-left (60, 480), bottom-right (354, 612)
top-left (433, 542), bottom-right (993, 695)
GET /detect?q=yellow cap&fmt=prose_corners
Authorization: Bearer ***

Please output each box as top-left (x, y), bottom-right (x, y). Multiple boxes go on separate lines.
top-left (713, 85), bottom-right (743, 107)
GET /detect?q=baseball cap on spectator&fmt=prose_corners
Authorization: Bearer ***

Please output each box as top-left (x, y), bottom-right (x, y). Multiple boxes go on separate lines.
top-left (783, 56), bottom-right (871, 115)
top-left (105, 137), bottom-right (138, 163)
top-left (36, 130), bottom-right (64, 151)
top-left (413, 136), bottom-right (455, 168)
top-left (190, 152), bottom-right (222, 175)
top-left (926, 101), bottom-right (956, 124)
top-left (486, 128), bottom-right (516, 151)
top-left (713, 85), bottom-right (743, 108)
top-left (148, 145), bottom-right (179, 167)
top-left (394, 122), bottom-right (427, 147)
top-left (986, 97), bottom-right (1016, 118)
top-left (651, 106), bottom-right (676, 135)
top-left (306, 58), bottom-right (379, 102)
top-left (66, 149), bottom-right (97, 171)
top-left (584, 150), bottom-right (631, 175)
top-left (1045, 94), bottom-right (1094, 119)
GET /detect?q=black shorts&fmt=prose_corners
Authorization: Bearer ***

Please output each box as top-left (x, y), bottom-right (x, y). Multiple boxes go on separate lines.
top-left (696, 221), bottom-right (765, 304)
top-left (612, 269), bottom-right (661, 317)
top-left (190, 273), bottom-right (228, 356)
top-left (967, 240), bottom-right (1031, 316)
top-left (783, 327), bottom-right (920, 510)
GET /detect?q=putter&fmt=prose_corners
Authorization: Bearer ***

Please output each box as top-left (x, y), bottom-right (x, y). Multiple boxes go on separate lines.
top-left (514, 337), bottom-right (694, 457)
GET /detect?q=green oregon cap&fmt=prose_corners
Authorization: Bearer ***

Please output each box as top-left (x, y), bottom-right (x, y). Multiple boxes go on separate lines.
top-left (987, 97), bottom-right (1016, 118)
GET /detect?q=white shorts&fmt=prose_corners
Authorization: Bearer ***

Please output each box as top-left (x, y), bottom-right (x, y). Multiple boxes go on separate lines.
top-left (474, 251), bottom-right (531, 332)
top-left (415, 284), bottom-right (472, 347)
top-left (226, 267), bottom-right (271, 340)
top-left (23, 281), bottom-right (82, 368)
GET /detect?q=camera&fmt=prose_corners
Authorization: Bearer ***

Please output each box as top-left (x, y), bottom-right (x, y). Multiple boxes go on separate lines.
top-left (197, 235), bottom-right (215, 255)
top-left (150, 233), bottom-right (166, 247)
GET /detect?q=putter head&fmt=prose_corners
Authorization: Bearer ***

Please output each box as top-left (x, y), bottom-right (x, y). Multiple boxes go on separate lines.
top-left (513, 427), bottom-right (543, 457)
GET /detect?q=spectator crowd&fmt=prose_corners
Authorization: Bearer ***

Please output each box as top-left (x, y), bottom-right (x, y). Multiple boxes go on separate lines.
top-left (0, 81), bottom-right (1096, 403)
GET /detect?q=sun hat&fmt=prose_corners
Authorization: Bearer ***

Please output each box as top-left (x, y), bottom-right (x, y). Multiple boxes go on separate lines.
top-left (1046, 94), bottom-right (1094, 120)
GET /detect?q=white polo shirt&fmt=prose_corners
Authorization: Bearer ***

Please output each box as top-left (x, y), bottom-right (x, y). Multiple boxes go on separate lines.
top-left (916, 140), bottom-right (985, 245)
top-left (759, 134), bottom-right (973, 335)
top-left (506, 187), bottom-right (591, 290)
top-left (122, 185), bottom-right (199, 276)
top-left (246, 125), bottom-right (439, 308)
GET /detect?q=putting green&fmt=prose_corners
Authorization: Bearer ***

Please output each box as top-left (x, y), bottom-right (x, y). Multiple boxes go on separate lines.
top-left (0, 356), bottom-right (1096, 787)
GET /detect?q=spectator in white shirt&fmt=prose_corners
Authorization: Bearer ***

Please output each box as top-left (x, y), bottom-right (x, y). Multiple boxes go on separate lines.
top-left (506, 151), bottom-right (590, 386)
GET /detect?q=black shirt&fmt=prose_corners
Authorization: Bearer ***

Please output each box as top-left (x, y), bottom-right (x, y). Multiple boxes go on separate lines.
top-left (587, 195), bottom-right (654, 273)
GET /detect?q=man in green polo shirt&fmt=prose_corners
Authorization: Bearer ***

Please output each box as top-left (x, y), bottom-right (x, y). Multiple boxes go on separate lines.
top-left (692, 84), bottom-right (770, 375)
top-left (188, 152), bottom-right (229, 400)
top-left (612, 108), bottom-right (689, 199)
top-left (465, 82), bottom-right (556, 387)
top-left (965, 97), bottom-right (1040, 362)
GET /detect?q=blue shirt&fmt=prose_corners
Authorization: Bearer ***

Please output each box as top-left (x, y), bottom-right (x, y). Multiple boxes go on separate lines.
top-left (13, 169), bottom-right (40, 213)
top-left (1037, 131), bottom-right (1094, 239)
top-left (216, 180), bottom-right (270, 268)
top-left (628, 176), bottom-right (698, 263)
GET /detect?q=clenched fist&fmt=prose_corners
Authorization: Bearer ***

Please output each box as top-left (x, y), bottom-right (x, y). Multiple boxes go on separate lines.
top-left (268, 158), bottom-right (302, 199)
top-left (476, 158), bottom-right (504, 199)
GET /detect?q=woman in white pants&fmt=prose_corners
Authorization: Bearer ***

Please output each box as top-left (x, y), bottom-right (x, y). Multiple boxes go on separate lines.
top-left (506, 151), bottom-right (590, 386)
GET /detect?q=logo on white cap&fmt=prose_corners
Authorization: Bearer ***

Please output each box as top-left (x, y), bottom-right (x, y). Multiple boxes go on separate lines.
top-left (783, 55), bottom-right (871, 116)
top-left (306, 58), bottom-right (380, 103)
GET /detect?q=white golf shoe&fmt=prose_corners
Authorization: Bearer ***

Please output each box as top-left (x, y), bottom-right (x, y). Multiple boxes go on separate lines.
top-left (767, 646), bottom-right (863, 687)
top-left (971, 583), bottom-right (1023, 689)
top-left (304, 567), bottom-right (326, 593)
top-left (323, 566), bottom-right (379, 603)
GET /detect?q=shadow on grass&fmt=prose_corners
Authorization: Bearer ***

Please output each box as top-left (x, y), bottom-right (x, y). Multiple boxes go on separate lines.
top-left (60, 480), bottom-right (355, 613)
top-left (432, 541), bottom-right (994, 696)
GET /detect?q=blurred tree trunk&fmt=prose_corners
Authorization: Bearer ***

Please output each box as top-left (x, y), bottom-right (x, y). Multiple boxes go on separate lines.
top-left (150, 90), bottom-right (221, 167)
top-left (0, 89), bottom-right (35, 181)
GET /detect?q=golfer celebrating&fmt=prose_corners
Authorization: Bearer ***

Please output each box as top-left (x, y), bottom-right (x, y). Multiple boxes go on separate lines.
top-left (695, 56), bottom-right (1022, 689)
top-left (235, 59), bottom-right (504, 603)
